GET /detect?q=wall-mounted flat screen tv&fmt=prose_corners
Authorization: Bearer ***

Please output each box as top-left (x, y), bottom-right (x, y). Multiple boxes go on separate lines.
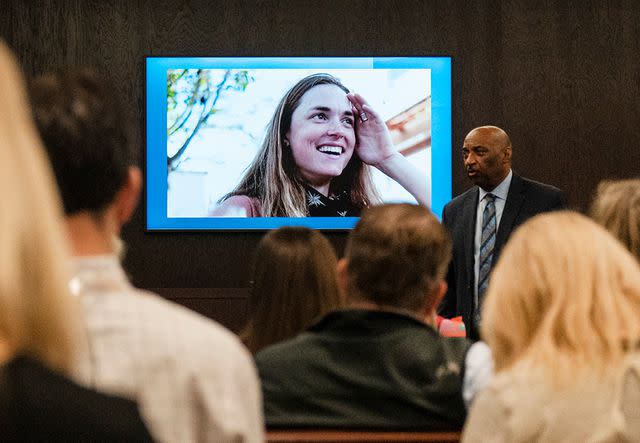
top-left (146, 57), bottom-right (451, 230)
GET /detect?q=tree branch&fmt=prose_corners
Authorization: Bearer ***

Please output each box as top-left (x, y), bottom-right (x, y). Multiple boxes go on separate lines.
top-left (167, 70), bottom-right (231, 171)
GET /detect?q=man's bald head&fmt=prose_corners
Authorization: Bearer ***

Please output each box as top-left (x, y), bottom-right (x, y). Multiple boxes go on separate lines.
top-left (467, 126), bottom-right (512, 149)
top-left (462, 125), bottom-right (512, 191)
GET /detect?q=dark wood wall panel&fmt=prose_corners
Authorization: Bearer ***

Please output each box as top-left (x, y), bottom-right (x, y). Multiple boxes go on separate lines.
top-left (3, 0), bottom-right (639, 329)
top-left (151, 288), bottom-right (250, 333)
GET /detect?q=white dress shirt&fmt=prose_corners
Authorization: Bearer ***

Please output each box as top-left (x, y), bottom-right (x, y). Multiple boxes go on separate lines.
top-left (71, 255), bottom-right (263, 443)
top-left (463, 341), bottom-right (494, 409)
top-left (473, 170), bottom-right (513, 303)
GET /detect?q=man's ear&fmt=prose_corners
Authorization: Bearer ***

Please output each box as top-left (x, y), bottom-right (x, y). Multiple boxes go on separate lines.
top-left (336, 258), bottom-right (350, 297)
top-left (425, 280), bottom-right (448, 315)
top-left (0, 336), bottom-right (13, 365)
top-left (114, 166), bottom-right (142, 226)
top-left (503, 145), bottom-right (513, 164)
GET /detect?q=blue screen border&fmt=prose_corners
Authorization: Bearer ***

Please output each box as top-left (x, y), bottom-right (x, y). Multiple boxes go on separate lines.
top-left (146, 56), bottom-right (451, 231)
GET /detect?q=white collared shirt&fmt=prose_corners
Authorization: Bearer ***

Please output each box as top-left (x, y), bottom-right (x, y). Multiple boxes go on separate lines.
top-left (71, 255), bottom-right (263, 443)
top-left (463, 341), bottom-right (494, 409)
top-left (473, 170), bottom-right (513, 302)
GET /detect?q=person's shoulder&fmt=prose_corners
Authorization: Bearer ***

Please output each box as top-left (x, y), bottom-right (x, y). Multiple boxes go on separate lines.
top-left (137, 289), bottom-right (240, 334)
top-left (255, 335), bottom-right (303, 361)
top-left (442, 336), bottom-right (473, 351)
top-left (442, 186), bottom-right (478, 221)
top-left (209, 195), bottom-right (261, 217)
top-left (517, 175), bottom-right (567, 208)
top-left (445, 187), bottom-right (478, 209)
top-left (467, 367), bottom-right (517, 413)
top-left (485, 361), bottom-right (543, 401)
top-left (255, 334), bottom-right (311, 372)
top-left (460, 371), bottom-right (514, 443)
top-left (440, 336), bottom-right (473, 363)
top-left (118, 288), bottom-right (251, 359)
top-left (519, 175), bottom-right (563, 195)
top-left (6, 356), bottom-right (152, 441)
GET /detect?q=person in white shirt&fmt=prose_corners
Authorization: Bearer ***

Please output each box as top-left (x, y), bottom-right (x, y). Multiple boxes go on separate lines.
top-left (30, 68), bottom-right (263, 443)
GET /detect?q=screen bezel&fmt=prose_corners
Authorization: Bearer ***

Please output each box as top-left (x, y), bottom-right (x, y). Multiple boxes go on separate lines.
top-left (146, 56), bottom-right (451, 231)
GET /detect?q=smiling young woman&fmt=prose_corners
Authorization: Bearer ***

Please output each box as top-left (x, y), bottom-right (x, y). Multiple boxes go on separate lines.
top-left (210, 73), bottom-right (428, 217)
top-left (285, 83), bottom-right (356, 197)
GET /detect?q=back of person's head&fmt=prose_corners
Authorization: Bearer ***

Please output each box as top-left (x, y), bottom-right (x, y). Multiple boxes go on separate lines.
top-left (29, 68), bottom-right (135, 217)
top-left (0, 41), bottom-right (81, 374)
top-left (483, 211), bottom-right (640, 384)
top-left (590, 179), bottom-right (640, 261)
top-left (343, 203), bottom-right (451, 313)
top-left (242, 226), bottom-right (343, 353)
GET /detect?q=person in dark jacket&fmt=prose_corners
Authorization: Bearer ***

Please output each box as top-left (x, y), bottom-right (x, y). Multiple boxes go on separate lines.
top-left (257, 204), bottom-right (470, 430)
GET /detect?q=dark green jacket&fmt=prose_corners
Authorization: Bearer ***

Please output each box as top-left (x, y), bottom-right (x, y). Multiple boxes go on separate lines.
top-left (256, 309), bottom-right (470, 430)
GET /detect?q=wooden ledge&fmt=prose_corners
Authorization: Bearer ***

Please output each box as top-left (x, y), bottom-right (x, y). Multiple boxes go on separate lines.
top-left (266, 429), bottom-right (461, 442)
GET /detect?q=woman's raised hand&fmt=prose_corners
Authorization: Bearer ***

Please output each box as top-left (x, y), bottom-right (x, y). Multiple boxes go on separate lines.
top-left (347, 92), bottom-right (429, 207)
top-left (347, 92), bottom-right (397, 168)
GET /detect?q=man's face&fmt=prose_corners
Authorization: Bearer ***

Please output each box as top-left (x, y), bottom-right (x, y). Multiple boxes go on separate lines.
top-left (462, 128), bottom-right (512, 191)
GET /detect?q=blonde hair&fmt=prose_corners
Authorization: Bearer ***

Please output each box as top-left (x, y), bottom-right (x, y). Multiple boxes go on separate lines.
top-left (242, 226), bottom-right (343, 353)
top-left (482, 211), bottom-right (640, 384)
top-left (0, 41), bottom-right (81, 374)
top-left (590, 179), bottom-right (640, 261)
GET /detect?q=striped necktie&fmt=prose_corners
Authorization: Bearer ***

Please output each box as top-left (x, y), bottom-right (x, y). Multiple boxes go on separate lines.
top-left (475, 193), bottom-right (496, 328)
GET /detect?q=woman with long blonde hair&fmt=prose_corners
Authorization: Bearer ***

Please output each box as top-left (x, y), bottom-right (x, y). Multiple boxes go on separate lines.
top-left (0, 43), bottom-right (81, 374)
top-left (0, 41), bottom-right (150, 440)
top-left (463, 211), bottom-right (640, 442)
top-left (591, 178), bottom-right (640, 261)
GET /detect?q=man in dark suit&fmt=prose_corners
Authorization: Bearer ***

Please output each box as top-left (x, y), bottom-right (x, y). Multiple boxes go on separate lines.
top-left (439, 126), bottom-right (566, 340)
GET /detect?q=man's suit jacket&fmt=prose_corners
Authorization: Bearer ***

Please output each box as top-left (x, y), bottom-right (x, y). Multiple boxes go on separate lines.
top-left (439, 174), bottom-right (566, 339)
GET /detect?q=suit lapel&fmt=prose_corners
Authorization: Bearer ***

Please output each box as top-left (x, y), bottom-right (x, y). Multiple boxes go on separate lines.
top-left (495, 174), bottom-right (524, 259)
top-left (462, 188), bottom-right (479, 286)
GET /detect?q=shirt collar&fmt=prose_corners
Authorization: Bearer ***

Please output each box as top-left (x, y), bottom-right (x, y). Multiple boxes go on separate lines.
top-left (479, 169), bottom-right (512, 202)
top-left (70, 254), bottom-right (130, 295)
top-left (308, 309), bottom-right (438, 336)
top-left (73, 254), bottom-right (122, 271)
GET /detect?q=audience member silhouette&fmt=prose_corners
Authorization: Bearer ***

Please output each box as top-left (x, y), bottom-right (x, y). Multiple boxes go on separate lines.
top-left (463, 212), bottom-right (640, 442)
top-left (242, 226), bottom-right (344, 353)
top-left (0, 40), bottom-right (151, 441)
top-left (591, 178), bottom-right (640, 261)
top-left (257, 204), bottom-right (476, 430)
top-left (30, 67), bottom-right (264, 442)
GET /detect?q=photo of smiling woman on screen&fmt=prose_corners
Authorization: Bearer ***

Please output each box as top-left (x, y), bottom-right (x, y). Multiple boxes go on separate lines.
top-left (209, 73), bottom-right (428, 217)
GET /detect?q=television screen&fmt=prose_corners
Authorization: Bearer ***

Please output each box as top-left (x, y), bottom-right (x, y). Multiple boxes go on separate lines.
top-left (146, 57), bottom-right (451, 230)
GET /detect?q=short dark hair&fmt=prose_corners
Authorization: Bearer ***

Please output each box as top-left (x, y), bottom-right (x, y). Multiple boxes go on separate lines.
top-left (345, 204), bottom-right (452, 312)
top-left (30, 69), bottom-right (135, 216)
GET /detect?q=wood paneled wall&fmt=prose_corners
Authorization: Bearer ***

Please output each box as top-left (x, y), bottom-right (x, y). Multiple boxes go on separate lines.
top-left (3, 0), bottom-right (639, 330)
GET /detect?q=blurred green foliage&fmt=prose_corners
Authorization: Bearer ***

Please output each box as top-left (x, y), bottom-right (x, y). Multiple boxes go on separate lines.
top-left (167, 69), bottom-right (253, 171)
